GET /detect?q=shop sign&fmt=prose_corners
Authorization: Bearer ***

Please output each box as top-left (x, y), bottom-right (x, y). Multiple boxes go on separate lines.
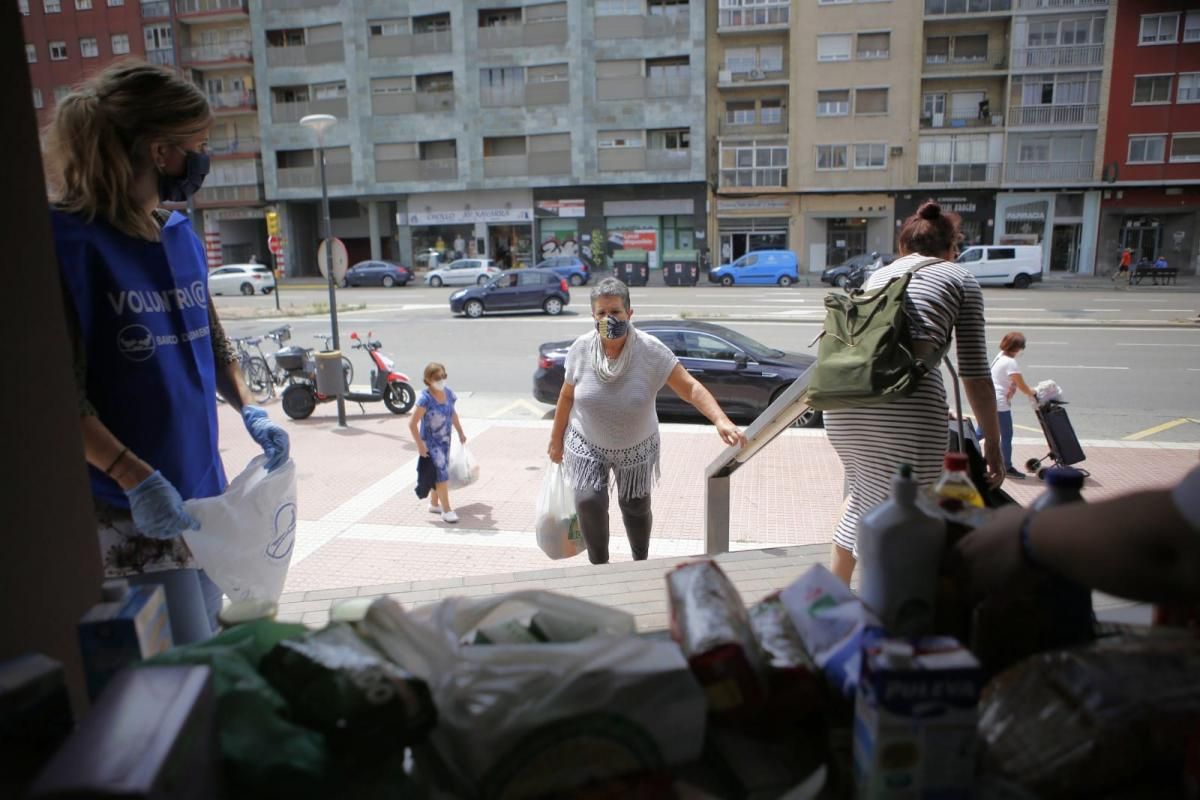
top-left (535, 199), bottom-right (586, 218)
top-left (929, 196), bottom-right (977, 215)
top-left (716, 198), bottom-right (790, 212)
top-left (614, 230), bottom-right (658, 250)
top-left (1006, 210), bottom-right (1045, 222)
top-left (405, 208), bottom-right (533, 226)
top-left (212, 208), bottom-right (266, 220)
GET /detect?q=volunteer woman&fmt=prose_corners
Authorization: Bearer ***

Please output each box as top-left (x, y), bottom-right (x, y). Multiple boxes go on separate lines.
top-left (48, 62), bottom-right (289, 642)
top-left (547, 278), bottom-right (747, 564)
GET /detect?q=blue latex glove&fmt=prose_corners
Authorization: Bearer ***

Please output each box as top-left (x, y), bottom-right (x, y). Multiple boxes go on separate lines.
top-left (243, 405), bottom-right (290, 471)
top-left (125, 471), bottom-right (200, 540)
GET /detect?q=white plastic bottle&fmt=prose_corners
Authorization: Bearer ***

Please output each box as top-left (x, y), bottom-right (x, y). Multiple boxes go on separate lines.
top-left (856, 465), bottom-right (947, 637)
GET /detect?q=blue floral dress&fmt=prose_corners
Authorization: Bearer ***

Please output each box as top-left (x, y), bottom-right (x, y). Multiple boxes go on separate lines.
top-left (418, 387), bottom-right (456, 482)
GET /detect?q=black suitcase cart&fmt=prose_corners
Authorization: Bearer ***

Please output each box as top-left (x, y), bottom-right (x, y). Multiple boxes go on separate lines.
top-left (1026, 400), bottom-right (1088, 479)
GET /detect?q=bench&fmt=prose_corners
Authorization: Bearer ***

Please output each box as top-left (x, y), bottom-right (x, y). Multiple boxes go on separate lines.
top-left (1131, 267), bottom-right (1178, 286)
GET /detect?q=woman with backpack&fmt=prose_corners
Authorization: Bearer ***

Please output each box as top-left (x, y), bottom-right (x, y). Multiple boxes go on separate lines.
top-left (823, 201), bottom-right (1004, 583)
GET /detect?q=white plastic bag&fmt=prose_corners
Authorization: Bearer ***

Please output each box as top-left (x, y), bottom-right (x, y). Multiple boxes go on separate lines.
top-left (362, 591), bottom-right (707, 798)
top-left (1035, 379), bottom-right (1064, 405)
top-left (534, 463), bottom-right (585, 559)
top-left (182, 455), bottom-right (297, 604)
top-left (447, 438), bottom-right (480, 489)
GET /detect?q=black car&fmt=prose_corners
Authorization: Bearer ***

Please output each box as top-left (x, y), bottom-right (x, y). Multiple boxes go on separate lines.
top-left (450, 268), bottom-right (570, 318)
top-left (342, 260), bottom-right (411, 287)
top-left (820, 253), bottom-right (896, 289)
top-left (533, 320), bottom-right (822, 427)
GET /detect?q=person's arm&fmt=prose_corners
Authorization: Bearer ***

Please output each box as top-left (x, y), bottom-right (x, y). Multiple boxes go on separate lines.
top-left (548, 382), bottom-right (574, 464)
top-left (452, 411), bottom-right (466, 444)
top-left (665, 364), bottom-right (748, 448)
top-left (209, 303), bottom-right (252, 411)
top-left (954, 276), bottom-right (1004, 487)
top-left (964, 377), bottom-right (1003, 486)
top-left (80, 416), bottom-right (154, 491)
top-left (409, 406), bottom-right (429, 456)
top-left (956, 489), bottom-right (1200, 605)
top-left (1010, 371), bottom-right (1036, 398)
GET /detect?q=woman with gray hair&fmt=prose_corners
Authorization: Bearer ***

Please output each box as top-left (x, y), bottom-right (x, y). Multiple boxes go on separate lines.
top-left (548, 278), bottom-right (747, 564)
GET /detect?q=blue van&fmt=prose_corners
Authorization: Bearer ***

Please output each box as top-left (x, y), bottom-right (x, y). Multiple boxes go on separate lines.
top-left (708, 250), bottom-right (800, 287)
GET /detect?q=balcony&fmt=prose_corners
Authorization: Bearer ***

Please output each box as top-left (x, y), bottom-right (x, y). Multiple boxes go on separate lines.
top-left (718, 117), bottom-right (788, 137)
top-left (265, 41), bottom-right (345, 68)
top-left (595, 13), bottom-right (689, 40)
top-left (208, 89), bottom-right (256, 113)
top-left (210, 136), bottom-right (260, 155)
top-left (525, 81), bottom-right (569, 107)
top-left (267, 0), bottom-right (335, 9)
top-left (277, 163), bottom-right (352, 188)
top-left (372, 91), bottom-right (454, 115)
top-left (1008, 103), bottom-right (1098, 127)
top-left (141, 0), bottom-right (169, 18)
top-left (376, 158), bottom-right (458, 182)
top-left (718, 168), bottom-right (788, 188)
top-left (1005, 160), bottom-right (1093, 182)
top-left (176, 0), bottom-right (247, 21)
top-left (596, 148), bottom-right (690, 172)
top-left (478, 20), bottom-right (567, 49)
top-left (368, 30), bottom-right (452, 58)
top-left (1012, 44), bottom-right (1103, 69)
top-left (184, 40), bottom-right (252, 65)
top-left (920, 114), bottom-right (1005, 129)
top-left (482, 151), bottom-right (571, 178)
top-left (918, 162), bottom-right (1002, 184)
top-left (146, 48), bottom-right (174, 65)
top-left (272, 96), bottom-right (349, 124)
top-left (717, 3), bottom-right (789, 31)
top-left (923, 0), bottom-right (1011, 15)
top-left (194, 183), bottom-right (263, 204)
top-left (597, 75), bottom-right (690, 101)
top-left (717, 69), bottom-right (789, 89)
top-left (1017, 0), bottom-right (1106, 9)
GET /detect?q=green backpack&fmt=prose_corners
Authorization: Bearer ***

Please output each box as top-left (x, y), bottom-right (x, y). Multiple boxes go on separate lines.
top-left (807, 257), bottom-right (947, 411)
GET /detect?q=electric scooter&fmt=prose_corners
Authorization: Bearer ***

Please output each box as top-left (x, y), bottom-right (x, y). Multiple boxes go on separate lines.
top-left (280, 331), bottom-right (416, 420)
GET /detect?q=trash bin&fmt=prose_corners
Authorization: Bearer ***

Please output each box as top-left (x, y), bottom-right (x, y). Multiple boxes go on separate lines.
top-left (314, 350), bottom-right (345, 397)
top-left (612, 249), bottom-right (649, 287)
top-left (662, 249), bottom-right (699, 287)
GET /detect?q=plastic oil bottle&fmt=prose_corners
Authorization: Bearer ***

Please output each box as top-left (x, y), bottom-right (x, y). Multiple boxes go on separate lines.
top-left (933, 453), bottom-right (984, 512)
top-left (857, 465), bottom-right (947, 637)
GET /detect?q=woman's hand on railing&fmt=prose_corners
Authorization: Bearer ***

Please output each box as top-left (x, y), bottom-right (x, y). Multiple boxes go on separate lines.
top-left (716, 418), bottom-right (747, 449)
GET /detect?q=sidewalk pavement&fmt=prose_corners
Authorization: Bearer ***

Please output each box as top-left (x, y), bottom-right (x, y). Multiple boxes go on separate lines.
top-left (212, 404), bottom-right (1197, 628)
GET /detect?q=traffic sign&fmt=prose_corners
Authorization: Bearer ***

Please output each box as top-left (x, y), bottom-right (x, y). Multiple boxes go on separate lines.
top-left (317, 237), bottom-right (349, 284)
top-left (268, 235), bottom-right (282, 256)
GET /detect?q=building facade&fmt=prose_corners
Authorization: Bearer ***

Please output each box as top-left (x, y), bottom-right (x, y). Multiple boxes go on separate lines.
top-left (250, 0), bottom-right (706, 276)
top-left (1096, 0), bottom-right (1200, 275)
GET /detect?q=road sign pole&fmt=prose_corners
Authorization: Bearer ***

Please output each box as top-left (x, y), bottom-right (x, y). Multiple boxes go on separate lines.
top-left (268, 234), bottom-right (282, 312)
top-left (318, 143), bottom-right (346, 428)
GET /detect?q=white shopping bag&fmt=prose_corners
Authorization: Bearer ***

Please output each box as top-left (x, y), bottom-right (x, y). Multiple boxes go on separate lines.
top-left (362, 592), bottom-right (707, 798)
top-left (534, 463), bottom-right (585, 559)
top-left (183, 455), bottom-right (297, 604)
top-left (447, 439), bottom-right (480, 490)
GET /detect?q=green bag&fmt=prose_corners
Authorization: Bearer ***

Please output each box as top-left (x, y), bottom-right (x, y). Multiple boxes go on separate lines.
top-left (807, 257), bottom-right (946, 411)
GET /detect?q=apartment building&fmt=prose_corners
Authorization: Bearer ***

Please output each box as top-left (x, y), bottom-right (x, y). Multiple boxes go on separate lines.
top-left (914, 0), bottom-right (1114, 274)
top-left (20, 0), bottom-right (268, 268)
top-left (1096, 0), bottom-right (1200, 275)
top-left (252, 0), bottom-right (706, 276)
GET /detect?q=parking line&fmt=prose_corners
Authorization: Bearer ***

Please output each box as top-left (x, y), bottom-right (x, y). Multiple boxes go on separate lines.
top-left (1028, 364), bottom-right (1129, 370)
top-left (1123, 418), bottom-right (1197, 441)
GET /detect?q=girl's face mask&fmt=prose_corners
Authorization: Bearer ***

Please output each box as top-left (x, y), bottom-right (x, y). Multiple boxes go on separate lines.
top-left (430, 379), bottom-right (446, 392)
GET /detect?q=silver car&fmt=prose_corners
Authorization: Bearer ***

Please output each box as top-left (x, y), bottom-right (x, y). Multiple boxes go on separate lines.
top-left (208, 264), bottom-right (276, 295)
top-left (424, 258), bottom-right (501, 287)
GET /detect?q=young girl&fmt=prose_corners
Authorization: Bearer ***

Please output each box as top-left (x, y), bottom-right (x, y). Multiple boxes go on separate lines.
top-left (409, 362), bottom-right (467, 523)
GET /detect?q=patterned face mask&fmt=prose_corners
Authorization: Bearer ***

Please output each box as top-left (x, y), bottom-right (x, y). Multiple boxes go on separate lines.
top-left (595, 316), bottom-right (629, 340)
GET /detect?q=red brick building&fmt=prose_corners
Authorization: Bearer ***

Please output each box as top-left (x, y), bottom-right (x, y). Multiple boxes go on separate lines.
top-left (1098, 0), bottom-right (1200, 274)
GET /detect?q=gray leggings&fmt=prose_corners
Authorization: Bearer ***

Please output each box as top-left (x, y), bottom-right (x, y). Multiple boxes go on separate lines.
top-left (573, 486), bottom-right (652, 565)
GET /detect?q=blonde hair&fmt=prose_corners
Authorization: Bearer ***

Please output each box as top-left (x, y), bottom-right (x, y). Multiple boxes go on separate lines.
top-left (423, 362), bottom-right (447, 386)
top-left (44, 60), bottom-right (212, 241)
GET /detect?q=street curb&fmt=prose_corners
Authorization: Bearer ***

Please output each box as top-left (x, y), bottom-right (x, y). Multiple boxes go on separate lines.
top-left (680, 314), bottom-right (1200, 329)
top-left (218, 303), bottom-right (366, 321)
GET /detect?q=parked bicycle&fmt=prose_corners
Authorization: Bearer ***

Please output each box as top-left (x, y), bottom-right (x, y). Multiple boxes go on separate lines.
top-left (232, 336), bottom-right (273, 403)
top-left (235, 326), bottom-right (354, 403)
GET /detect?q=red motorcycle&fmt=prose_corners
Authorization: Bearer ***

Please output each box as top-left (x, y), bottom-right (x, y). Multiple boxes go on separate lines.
top-left (281, 331), bottom-right (416, 420)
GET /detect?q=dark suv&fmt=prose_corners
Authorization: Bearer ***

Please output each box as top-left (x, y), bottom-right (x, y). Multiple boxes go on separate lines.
top-left (449, 268), bottom-right (570, 318)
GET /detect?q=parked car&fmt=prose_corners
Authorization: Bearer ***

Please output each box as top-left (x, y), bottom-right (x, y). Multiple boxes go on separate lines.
top-left (342, 260), bottom-right (411, 288)
top-left (450, 269), bottom-right (570, 317)
top-left (821, 253), bottom-right (896, 289)
top-left (414, 248), bottom-right (443, 269)
top-left (533, 256), bottom-right (590, 286)
top-left (533, 319), bottom-right (822, 427)
top-left (424, 258), bottom-right (501, 287)
top-left (956, 245), bottom-right (1043, 288)
top-left (708, 250), bottom-right (801, 287)
top-left (208, 264), bottom-right (276, 295)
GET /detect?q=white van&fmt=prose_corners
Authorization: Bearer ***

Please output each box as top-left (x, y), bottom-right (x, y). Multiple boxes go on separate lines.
top-left (956, 245), bottom-right (1043, 289)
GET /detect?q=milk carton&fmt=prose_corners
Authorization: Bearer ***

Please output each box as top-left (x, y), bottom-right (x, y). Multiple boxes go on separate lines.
top-left (78, 580), bottom-right (173, 700)
top-left (853, 637), bottom-right (982, 799)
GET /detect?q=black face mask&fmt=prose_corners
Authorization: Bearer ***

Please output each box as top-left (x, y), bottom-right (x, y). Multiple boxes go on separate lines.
top-left (158, 148), bottom-right (210, 203)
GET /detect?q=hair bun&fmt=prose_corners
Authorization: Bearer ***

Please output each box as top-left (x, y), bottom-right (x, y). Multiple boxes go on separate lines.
top-left (917, 201), bottom-right (942, 221)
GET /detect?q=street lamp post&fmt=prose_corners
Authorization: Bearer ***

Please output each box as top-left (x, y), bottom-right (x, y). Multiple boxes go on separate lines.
top-left (299, 113), bottom-right (346, 428)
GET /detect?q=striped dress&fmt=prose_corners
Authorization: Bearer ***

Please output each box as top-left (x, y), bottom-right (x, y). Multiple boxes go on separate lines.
top-left (824, 253), bottom-right (990, 555)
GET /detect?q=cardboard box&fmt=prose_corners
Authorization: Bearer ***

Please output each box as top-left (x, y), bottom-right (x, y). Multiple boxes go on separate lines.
top-left (853, 638), bottom-right (982, 799)
top-left (78, 582), bottom-right (173, 700)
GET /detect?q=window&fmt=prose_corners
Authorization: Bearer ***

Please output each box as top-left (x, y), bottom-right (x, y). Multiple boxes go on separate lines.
top-left (107, 0), bottom-right (124, 5)
top-left (480, 66), bottom-right (523, 105)
top-left (1128, 134), bottom-right (1167, 163)
top-left (368, 20), bottom-right (408, 37)
top-left (19, 0), bottom-right (29, 13)
top-left (925, 37), bottom-right (949, 64)
top-left (80, 37), bottom-right (98, 57)
top-left (111, 34), bottom-right (130, 54)
top-left (817, 89), bottom-right (850, 116)
top-left (596, 0), bottom-right (641, 14)
top-left (819, 0), bottom-right (852, 4)
top-left (952, 34), bottom-right (987, 63)
top-left (760, 98), bottom-right (783, 124)
top-left (44, 0), bottom-right (61, 12)
top-left (32, 88), bottom-right (43, 108)
top-left (856, 32), bottom-right (889, 60)
top-left (1180, 73), bottom-right (1200, 103)
top-left (818, 34), bottom-right (852, 62)
top-left (719, 141), bottom-right (788, 186)
top-left (990, 248), bottom-right (1016, 260)
top-left (1187, 11), bottom-right (1200, 43)
top-left (726, 101), bottom-right (755, 125)
top-left (76, 0), bottom-right (91, 7)
top-left (598, 132), bottom-right (643, 148)
top-left (725, 46), bottom-right (781, 74)
top-left (855, 87), bottom-right (888, 115)
top-left (650, 129), bottom-right (690, 150)
top-left (1028, 19), bottom-right (1058, 47)
top-left (816, 144), bottom-right (848, 170)
top-left (1133, 75), bottom-right (1173, 104)
top-left (25, 44), bottom-right (36, 63)
top-left (49, 41), bottom-right (67, 60)
top-left (1170, 134), bottom-right (1200, 162)
top-left (854, 143), bottom-right (886, 169)
top-left (1018, 138), bottom-right (1050, 162)
top-left (144, 24), bottom-right (172, 52)
top-left (1140, 13), bottom-right (1179, 45)
top-left (54, 86), bottom-right (71, 103)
